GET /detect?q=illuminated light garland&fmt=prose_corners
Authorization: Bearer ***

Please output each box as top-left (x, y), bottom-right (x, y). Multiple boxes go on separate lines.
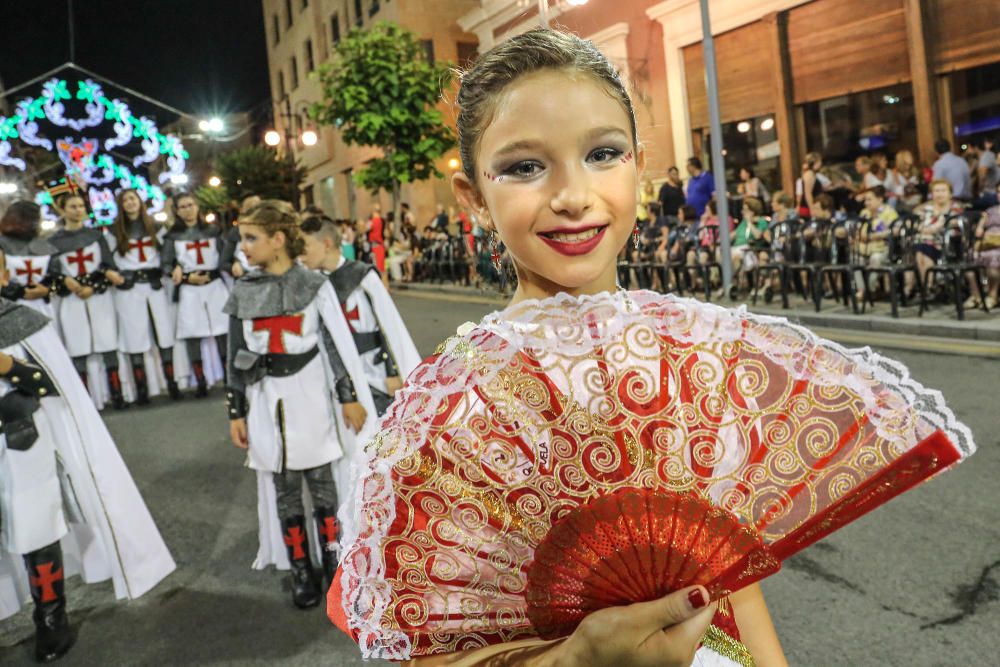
top-left (0, 76), bottom-right (187, 224)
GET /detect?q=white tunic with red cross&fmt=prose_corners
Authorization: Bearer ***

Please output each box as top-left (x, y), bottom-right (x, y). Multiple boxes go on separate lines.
top-left (115, 235), bottom-right (160, 271)
top-left (58, 241), bottom-right (102, 278)
top-left (173, 236), bottom-right (220, 273)
top-left (241, 288), bottom-right (345, 472)
top-left (6, 254), bottom-right (51, 287)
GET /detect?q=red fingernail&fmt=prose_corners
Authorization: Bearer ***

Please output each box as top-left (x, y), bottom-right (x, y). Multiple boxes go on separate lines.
top-left (688, 589), bottom-right (708, 609)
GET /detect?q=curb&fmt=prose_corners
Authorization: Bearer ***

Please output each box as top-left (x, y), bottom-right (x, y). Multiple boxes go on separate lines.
top-left (391, 282), bottom-right (1000, 343)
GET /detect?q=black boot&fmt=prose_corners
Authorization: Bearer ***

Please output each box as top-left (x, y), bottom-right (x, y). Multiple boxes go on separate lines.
top-left (314, 506), bottom-right (340, 587)
top-left (162, 362), bottom-right (182, 400)
top-left (24, 543), bottom-right (75, 663)
top-left (132, 364), bottom-right (150, 406)
top-left (192, 361), bottom-right (208, 398)
top-left (282, 515), bottom-right (321, 609)
top-left (106, 369), bottom-right (127, 410)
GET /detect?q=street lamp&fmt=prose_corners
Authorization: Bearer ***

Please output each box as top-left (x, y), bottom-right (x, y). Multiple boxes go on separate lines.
top-left (264, 130), bottom-right (281, 147)
top-left (154, 211), bottom-right (169, 222)
top-left (0, 182), bottom-right (17, 194)
top-left (209, 175), bottom-right (222, 187)
top-left (170, 174), bottom-right (189, 185)
top-left (205, 212), bottom-right (217, 223)
top-left (199, 117), bottom-right (225, 133)
top-left (301, 129), bottom-right (318, 147)
top-left (447, 157), bottom-right (461, 171)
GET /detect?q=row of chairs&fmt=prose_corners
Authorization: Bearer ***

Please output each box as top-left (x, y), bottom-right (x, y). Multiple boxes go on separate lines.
top-left (620, 213), bottom-right (992, 320)
top-left (412, 237), bottom-right (472, 285)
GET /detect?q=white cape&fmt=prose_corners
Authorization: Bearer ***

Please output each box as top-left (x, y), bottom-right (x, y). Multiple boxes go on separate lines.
top-left (0, 323), bottom-right (176, 619)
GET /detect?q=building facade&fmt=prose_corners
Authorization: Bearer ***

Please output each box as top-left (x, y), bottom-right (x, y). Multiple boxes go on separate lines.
top-left (261, 0), bottom-right (479, 225)
top-left (461, 0), bottom-right (1000, 195)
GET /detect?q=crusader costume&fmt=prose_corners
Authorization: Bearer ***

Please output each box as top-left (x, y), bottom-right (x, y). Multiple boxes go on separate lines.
top-left (48, 226), bottom-right (125, 409)
top-left (224, 265), bottom-right (376, 608)
top-left (110, 219), bottom-right (180, 402)
top-left (327, 256), bottom-right (421, 416)
top-left (161, 223), bottom-right (229, 396)
top-left (0, 234), bottom-right (61, 319)
top-left (328, 290), bottom-right (975, 666)
top-left (0, 299), bottom-right (175, 661)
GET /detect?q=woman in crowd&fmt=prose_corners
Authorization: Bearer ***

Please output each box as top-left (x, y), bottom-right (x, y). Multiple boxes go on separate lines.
top-left (795, 152), bottom-right (824, 217)
top-left (162, 192), bottom-right (229, 397)
top-left (971, 180), bottom-right (1000, 309)
top-left (730, 196), bottom-right (769, 295)
top-left (913, 179), bottom-right (964, 297)
top-left (885, 149), bottom-right (922, 210)
top-left (857, 185), bottom-right (899, 299)
top-left (657, 166), bottom-right (685, 221)
top-left (738, 166), bottom-right (769, 207)
top-left (109, 189), bottom-right (180, 402)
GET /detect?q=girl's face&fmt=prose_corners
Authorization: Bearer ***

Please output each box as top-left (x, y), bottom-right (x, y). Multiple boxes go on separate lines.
top-left (240, 224), bottom-right (283, 268)
top-left (121, 191), bottom-right (142, 217)
top-left (176, 197), bottom-right (199, 224)
top-left (864, 192), bottom-right (882, 213)
top-left (64, 197), bottom-right (88, 225)
top-left (454, 69), bottom-right (642, 299)
top-left (932, 183), bottom-right (952, 205)
top-left (740, 168), bottom-right (750, 181)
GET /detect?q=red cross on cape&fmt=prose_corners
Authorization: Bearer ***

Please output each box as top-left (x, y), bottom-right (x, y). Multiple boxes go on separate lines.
top-left (29, 562), bottom-right (64, 603)
top-left (15, 259), bottom-right (43, 284)
top-left (66, 246), bottom-right (95, 276)
top-left (252, 313), bottom-right (305, 354)
top-left (128, 237), bottom-right (155, 262)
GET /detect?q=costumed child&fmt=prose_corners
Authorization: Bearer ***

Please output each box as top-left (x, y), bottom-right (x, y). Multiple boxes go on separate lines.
top-left (220, 194), bottom-right (261, 281)
top-left (299, 213), bottom-right (421, 417)
top-left (329, 29), bottom-right (975, 667)
top-left (0, 201), bottom-right (70, 319)
top-left (0, 247), bottom-right (175, 662)
top-left (48, 192), bottom-right (128, 409)
top-left (108, 189), bottom-right (180, 403)
top-left (161, 192), bottom-right (229, 397)
top-left (224, 200), bottom-right (376, 610)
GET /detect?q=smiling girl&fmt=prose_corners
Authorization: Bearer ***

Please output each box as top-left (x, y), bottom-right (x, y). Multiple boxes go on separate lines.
top-left (329, 29), bottom-right (972, 667)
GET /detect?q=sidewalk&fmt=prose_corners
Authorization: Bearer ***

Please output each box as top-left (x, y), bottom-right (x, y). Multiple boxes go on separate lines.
top-left (392, 281), bottom-right (1000, 345)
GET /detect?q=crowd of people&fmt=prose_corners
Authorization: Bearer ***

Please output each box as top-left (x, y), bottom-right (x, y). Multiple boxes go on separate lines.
top-left (621, 138), bottom-right (1000, 315)
top-left (0, 188), bottom-right (420, 662)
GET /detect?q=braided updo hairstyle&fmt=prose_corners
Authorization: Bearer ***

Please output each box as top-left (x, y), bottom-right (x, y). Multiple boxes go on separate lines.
top-left (456, 28), bottom-right (638, 190)
top-left (240, 199), bottom-right (306, 259)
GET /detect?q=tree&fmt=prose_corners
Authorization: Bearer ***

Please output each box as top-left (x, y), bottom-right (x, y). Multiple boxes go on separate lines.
top-left (310, 21), bottom-right (456, 221)
top-left (214, 145), bottom-right (306, 203)
top-left (194, 183), bottom-right (230, 214)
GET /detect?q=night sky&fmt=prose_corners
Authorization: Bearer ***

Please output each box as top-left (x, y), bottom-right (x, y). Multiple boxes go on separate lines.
top-left (0, 0), bottom-right (271, 121)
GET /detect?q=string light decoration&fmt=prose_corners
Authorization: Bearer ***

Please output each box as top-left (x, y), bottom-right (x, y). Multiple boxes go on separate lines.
top-left (0, 76), bottom-right (189, 224)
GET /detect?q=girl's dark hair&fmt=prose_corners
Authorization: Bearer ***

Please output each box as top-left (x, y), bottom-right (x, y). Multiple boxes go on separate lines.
top-left (741, 166), bottom-right (755, 178)
top-left (456, 28), bottom-right (637, 188)
top-left (112, 189), bottom-right (158, 255)
top-left (170, 192), bottom-right (209, 234)
top-left (241, 199), bottom-right (305, 259)
top-left (0, 200), bottom-right (42, 240)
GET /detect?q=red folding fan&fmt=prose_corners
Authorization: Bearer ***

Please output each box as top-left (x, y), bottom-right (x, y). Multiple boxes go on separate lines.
top-left (334, 292), bottom-right (974, 659)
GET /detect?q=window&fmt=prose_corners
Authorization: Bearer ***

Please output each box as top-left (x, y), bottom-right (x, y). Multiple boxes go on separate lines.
top-left (272, 14), bottom-right (280, 45)
top-left (330, 14), bottom-right (341, 43)
top-left (801, 83), bottom-right (916, 169)
top-left (285, 0), bottom-right (293, 28)
top-left (698, 114), bottom-right (781, 193)
top-left (278, 70), bottom-right (286, 98)
top-left (457, 42), bottom-right (478, 69)
top-left (950, 61), bottom-right (1000, 150)
top-left (290, 56), bottom-right (299, 90)
top-left (369, 1), bottom-right (380, 18)
top-left (420, 39), bottom-right (435, 66)
top-left (301, 0), bottom-right (308, 8)
top-left (304, 39), bottom-right (315, 72)
top-left (354, 0), bottom-right (363, 26)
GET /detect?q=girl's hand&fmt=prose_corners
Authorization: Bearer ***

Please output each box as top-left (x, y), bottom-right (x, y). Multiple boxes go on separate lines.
top-left (24, 284), bottom-right (50, 300)
top-left (384, 376), bottom-right (403, 397)
top-left (342, 402), bottom-right (367, 432)
top-left (187, 271), bottom-right (210, 285)
top-left (171, 265), bottom-right (183, 285)
top-left (77, 286), bottom-right (95, 300)
top-left (555, 586), bottom-right (717, 667)
top-left (106, 270), bottom-right (125, 286)
top-left (64, 276), bottom-right (82, 293)
top-left (231, 262), bottom-right (245, 278)
top-left (230, 418), bottom-right (248, 449)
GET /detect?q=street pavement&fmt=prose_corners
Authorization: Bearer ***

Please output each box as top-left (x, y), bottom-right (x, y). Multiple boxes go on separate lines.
top-left (1, 291), bottom-right (998, 666)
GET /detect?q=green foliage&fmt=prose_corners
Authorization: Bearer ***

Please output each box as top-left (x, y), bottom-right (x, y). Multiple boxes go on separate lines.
top-left (214, 145), bottom-right (307, 202)
top-left (310, 21), bottom-right (456, 197)
top-left (194, 184), bottom-right (230, 213)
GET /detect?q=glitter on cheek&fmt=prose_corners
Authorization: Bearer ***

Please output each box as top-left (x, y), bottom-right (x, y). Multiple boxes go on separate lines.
top-left (483, 170), bottom-right (504, 183)
top-left (620, 150), bottom-right (634, 165)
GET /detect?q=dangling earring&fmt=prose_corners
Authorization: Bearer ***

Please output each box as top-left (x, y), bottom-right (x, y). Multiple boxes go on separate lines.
top-left (632, 223), bottom-right (640, 249)
top-left (490, 230), bottom-right (502, 272)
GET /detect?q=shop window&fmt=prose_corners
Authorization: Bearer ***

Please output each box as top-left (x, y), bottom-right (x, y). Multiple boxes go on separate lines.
top-left (354, 0), bottom-right (363, 26)
top-left (951, 61), bottom-right (1000, 149)
top-left (290, 56), bottom-right (299, 90)
top-left (698, 114), bottom-right (781, 194)
top-left (421, 40), bottom-right (435, 66)
top-left (272, 14), bottom-right (280, 45)
top-left (330, 14), bottom-right (341, 44)
top-left (305, 39), bottom-right (315, 73)
top-left (285, 0), bottom-right (293, 28)
top-left (801, 83), bottom-right (916, 169)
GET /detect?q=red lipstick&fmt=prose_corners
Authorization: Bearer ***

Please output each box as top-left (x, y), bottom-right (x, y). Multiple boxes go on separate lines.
top-left (538, 226), bottom-right (608, 256)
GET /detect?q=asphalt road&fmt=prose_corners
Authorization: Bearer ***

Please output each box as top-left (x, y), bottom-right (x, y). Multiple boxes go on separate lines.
top-left (1, 291), bottom-right (997, 666)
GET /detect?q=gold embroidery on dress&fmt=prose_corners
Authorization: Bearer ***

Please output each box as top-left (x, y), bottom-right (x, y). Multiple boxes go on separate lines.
top-left (701, 624), bottom-right (756, 667)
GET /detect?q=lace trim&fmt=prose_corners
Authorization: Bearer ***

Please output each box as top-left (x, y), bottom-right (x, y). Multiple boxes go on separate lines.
top-left (339, 289), bottom-right (976, 661)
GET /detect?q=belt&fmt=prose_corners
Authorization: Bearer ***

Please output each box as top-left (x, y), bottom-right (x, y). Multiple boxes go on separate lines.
top-left (118, 268), bottom-right (164, 290)
top-left (352, 330), bottom-right (382, 355)
top-left (233, 346), bottom-right (320, 384)
top-left (174, 270), bottom-right (223, 302)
